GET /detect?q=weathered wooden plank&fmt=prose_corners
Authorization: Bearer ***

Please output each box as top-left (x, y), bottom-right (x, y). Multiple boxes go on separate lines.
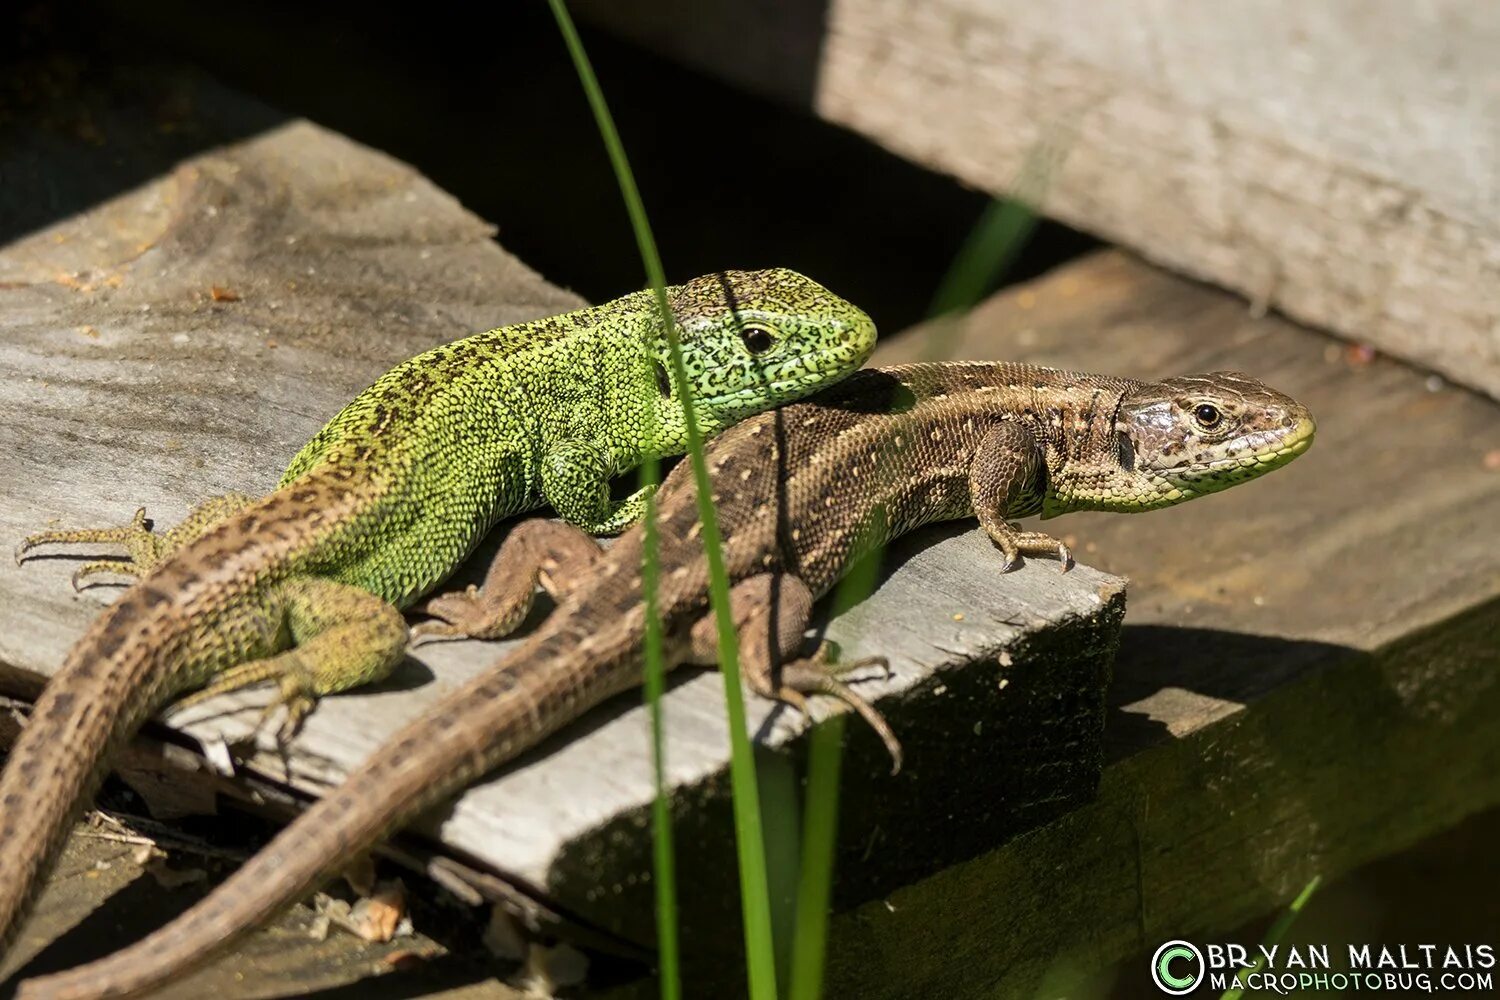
top-left (0, 132), bottom-right (581, 687)
top-left (0, 68), bottom-right (1126, 984)
top-left (578, 0), bottom-right (1500, 402)
top-left (813, 250), bottom-right (1500, 998)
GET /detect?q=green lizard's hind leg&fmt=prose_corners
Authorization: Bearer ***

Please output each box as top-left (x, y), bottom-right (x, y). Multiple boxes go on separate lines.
top-left (172, 576), bottom-right (407, 743)
top-left (412, 519), bottom-right (603, 644)
top-left (539, 440), bottom-right (654, 535)
top-left (689, 573), bottom-right (903, 773)
top-left (16, 493), bottom-right (256, 587)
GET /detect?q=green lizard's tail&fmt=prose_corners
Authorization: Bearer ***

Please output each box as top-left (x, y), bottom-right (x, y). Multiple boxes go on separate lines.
top-left (12, 618), bottom-right (634, 1000)
top-left (0, 573), bottom-right (210, 972)
top-left (0, 471), bottom-right (368, 977)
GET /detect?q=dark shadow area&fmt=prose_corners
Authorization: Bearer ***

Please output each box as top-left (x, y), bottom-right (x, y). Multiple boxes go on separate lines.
top-left (282, 956), bottom-right (498, 1000)
top-left (0, 5), bottom-right (289, 247)
top-left (1105, 624), bottom-right (1357, 761)
top-left (4, 0), bottom-right (1096, 330)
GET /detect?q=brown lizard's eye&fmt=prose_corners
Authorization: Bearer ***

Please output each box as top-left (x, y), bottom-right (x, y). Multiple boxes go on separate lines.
top-left (1193, 403), bottom-right (1223, 429)
top-left (654, 361), bottom-right (672, 397)
top-left (740, 326), bottom-right (774, 355)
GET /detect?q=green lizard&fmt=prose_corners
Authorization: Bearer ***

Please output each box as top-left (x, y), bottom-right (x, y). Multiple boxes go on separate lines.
top-left (14, 363), bottom-right (1314, 998)
top-left (0, 268), bottom-right (876, 965)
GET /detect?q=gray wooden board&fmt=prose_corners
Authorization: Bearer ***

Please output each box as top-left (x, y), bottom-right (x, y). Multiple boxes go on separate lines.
top-left (580, 0), bottom-right (1500, 403)
top-left (0, 70), bottom-right (1126, 970)
top-left (817, 250), bottom-right (1500, 998)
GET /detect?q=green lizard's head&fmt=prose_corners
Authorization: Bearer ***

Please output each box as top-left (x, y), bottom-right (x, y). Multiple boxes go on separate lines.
top-left (1098, 371), bottom-right (1315, 511)
top-left (1051, 371), bottom-right (1313, 516)
top-left (647, 269), bottom-right (877, 443)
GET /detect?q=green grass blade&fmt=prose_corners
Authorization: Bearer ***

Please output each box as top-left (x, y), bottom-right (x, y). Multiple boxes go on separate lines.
top-left (785, 714), bottom-right (845, 1000)
top-left (926, 197), bottom-right (1039, 324)
top-left (638, 485), bottom-right (680, 999)
top-left (785, 522), bottom-right (884, 1000)
top-left (922, 131), bottom-right (1073, 360)
top-left (545, 4), bottom-right (778, 997)
top-left (1219, 876), bottom-right (1322, 1000)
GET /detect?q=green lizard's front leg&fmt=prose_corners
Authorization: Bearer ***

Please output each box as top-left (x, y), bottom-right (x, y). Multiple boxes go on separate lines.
top-left (540, 440), bottom-right (653, 535)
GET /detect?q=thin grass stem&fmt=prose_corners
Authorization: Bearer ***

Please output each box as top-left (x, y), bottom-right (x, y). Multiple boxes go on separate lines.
top-left (546, 4), bottom-right (778, 996)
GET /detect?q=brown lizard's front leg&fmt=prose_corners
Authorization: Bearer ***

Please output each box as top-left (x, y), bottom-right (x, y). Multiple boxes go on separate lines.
top-left (689, 573), bottom-right (902, 773)
top-left (968, 423), bottom-right (1073, 572)
top-left (411, 519), bottom-right (604, 644)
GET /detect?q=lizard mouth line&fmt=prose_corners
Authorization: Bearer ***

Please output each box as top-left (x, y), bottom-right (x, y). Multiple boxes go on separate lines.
top-left (699, 365), bottom-right (856, 407)
top-left (1162, 416), bottom-right (1316, 475)
top-left (1175, 421), bottom-right (1316, 479)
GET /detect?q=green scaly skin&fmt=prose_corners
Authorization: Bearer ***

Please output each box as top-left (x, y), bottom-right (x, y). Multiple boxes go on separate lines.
top-left (270, 267), bottom-right (876, 601)
top-left (0, 268), bottom-right (876, 969)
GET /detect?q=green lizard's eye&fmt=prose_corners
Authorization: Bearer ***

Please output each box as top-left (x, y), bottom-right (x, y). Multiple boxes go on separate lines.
top-left (654, 361), bottom-right (672, 397)
top-left (740, 326), bottom-right (774, 355)
top-left (1193, 403), bottom-right (1222, 429)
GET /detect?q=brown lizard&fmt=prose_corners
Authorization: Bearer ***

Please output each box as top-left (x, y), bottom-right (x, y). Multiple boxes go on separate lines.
top-left (14, 362), bottom-right (1314, 999)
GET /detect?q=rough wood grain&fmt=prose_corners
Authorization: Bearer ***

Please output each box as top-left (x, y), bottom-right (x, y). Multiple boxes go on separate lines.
top-left (579, 0), bottom-right (1500, 402)
top-left (806, 250), bottom-right (1500, 998)
top-left (0, 67), bottom-right (1126, 983)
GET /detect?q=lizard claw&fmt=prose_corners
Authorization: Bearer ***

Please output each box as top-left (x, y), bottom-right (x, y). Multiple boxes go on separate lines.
top-left (413, 583), bottom-right (531, 643)
top-left (17, 507), bottom-right (158, 574)
top-left (813, 643), bottom-right (892, 683)
top-left (421, 586), bottom-right (480, 620)
top-left (987, 523), bottom-right (1072, 573)
top-left (409, 620), bottom-right (464, 646)
top-left (782, 653), bottom-right (903, 775)
top-left (70, 560), bottom-right (138, 591)
top-left (235, 675), bottom-right (315, 750)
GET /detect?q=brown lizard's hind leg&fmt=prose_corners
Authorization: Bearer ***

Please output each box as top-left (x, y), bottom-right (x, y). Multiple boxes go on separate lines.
top-left (171, 576), bottom-right (408, 744)
top-left (968, 423), bottom-right (1073, 572)
top-left (412, 518), bottom-right (604, 644)
top-left (689, 573), bottom-right (903, 774)
top-left (16, 493), bottom-right (256, 588)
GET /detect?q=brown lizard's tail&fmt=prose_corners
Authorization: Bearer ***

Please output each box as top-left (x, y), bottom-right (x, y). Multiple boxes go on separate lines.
top-left (14, 627), bottom-right (628, 1000)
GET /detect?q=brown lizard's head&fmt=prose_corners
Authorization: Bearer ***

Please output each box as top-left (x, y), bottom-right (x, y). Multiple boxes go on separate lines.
top-left (1101, 371), bottom-right (1315, 511)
